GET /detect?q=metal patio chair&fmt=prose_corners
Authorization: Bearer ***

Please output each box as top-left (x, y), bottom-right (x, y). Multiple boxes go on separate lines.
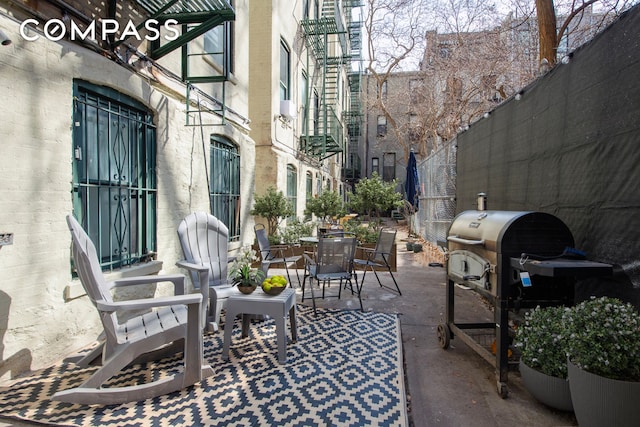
top-left (302, 235), bottom-right (359, 315)
top-left (254, 223), bottom-right (302, 286)
top-left (353, 228), bottom-right (401, 295)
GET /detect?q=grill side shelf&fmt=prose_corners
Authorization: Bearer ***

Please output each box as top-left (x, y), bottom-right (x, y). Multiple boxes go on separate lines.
top-left (510, 258), bottom-right (613, 278)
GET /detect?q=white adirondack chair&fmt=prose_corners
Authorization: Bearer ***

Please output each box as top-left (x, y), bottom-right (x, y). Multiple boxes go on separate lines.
top-left (52, 215), bottom-right (213, 405)
top-left (176, 212), bottom-right (239, 333)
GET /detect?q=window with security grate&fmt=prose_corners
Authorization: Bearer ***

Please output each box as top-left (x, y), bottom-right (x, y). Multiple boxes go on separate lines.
top-left (72, 80), bottom-right (157, 271)
top-left (210, 136), bottom-right (240, 241)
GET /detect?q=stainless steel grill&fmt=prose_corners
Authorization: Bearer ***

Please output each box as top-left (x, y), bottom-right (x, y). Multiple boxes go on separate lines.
top-left (438, 209), bottom-right (612, 397)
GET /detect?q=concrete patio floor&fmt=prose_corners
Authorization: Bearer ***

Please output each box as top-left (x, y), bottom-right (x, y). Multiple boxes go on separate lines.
top-left (309, 222), bottom-right (578, 427)
top-left (0, 220), bottom-right (579, 426)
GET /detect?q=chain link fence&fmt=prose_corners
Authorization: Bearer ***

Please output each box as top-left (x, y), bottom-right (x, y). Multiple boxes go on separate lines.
top-left (415, 139), bottom-right (457, 247)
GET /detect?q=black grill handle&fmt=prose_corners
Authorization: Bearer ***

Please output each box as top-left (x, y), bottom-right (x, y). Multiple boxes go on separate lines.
top-left (463, 275), bottom-right (482, 281)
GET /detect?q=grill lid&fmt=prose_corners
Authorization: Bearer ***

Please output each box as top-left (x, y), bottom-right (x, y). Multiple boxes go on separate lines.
top-left (447, 210), bottom-right (574, 255)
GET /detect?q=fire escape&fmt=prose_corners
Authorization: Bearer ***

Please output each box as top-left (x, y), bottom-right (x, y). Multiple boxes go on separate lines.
top-left (343, 0), bottom-right (364, 181)
top-left (299, 0), bottom-right (349, 161)
top-left (131, 0), bottom-right (235, 125)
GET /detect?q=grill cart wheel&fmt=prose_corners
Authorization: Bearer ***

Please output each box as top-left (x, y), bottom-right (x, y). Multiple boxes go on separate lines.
top-left (437, 323), bottom-right (451, 349)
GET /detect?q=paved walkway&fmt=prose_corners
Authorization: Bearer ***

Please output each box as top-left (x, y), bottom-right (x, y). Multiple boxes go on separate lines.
top-left (0, 220), bottom-right (579, 426)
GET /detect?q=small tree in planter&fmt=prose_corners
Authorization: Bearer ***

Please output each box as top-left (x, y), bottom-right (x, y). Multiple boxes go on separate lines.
top-left (304, 190), bottom-right (344, 226)
top-left (250, 186), bottom-right (294, 237)
top-left (347, 173), bottom-right (403, 223)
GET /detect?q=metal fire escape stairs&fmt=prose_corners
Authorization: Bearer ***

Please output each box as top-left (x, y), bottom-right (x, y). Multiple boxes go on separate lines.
top-left (343, 0), bottom-right (364, 181)
top-left (300, 0), bottom-right (349, 161)
top-left (122, 0), bottom-right (235, 126)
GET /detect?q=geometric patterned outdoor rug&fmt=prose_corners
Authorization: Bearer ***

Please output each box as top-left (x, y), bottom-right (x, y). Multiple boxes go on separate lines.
top-left (0, 305), bottom-right (407, 426)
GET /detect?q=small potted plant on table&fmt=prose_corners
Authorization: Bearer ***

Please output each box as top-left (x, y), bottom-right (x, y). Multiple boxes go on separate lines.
top-left (230, 248), bottom-right (265, 294)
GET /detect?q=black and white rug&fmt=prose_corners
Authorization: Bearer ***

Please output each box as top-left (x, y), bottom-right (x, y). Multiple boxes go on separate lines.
top-left (0, 305), bottom-right (407, 426)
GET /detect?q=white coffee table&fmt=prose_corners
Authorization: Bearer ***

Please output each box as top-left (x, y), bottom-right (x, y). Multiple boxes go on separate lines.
top-left (221, 287), bottom-right (297, 364)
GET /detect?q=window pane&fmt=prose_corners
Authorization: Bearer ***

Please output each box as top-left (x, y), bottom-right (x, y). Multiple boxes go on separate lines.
top-left (204, 26), bottom-right (224, 66)
top-left (383, 152), bottom-right (396, 181)
top-left (377, 115), bottom-right (387, 136)
top-left (280, 41), bottom-right (290, 101)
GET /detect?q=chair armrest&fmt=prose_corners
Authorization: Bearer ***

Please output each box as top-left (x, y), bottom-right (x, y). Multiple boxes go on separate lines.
top-left (110, 274), bottom-right (187, 295)
top-left (357, 246), bottom-right (375, 254)
top-left (303, 253), bottom-right (316, 266)
top-left (175, 260), bottom-right (210, 313)
top-left (270, 244), bottom-right (294, 257)
top-left (176, 260), bottom-right (209, 272)
top-left (96, 293), bottom-right (202, 312)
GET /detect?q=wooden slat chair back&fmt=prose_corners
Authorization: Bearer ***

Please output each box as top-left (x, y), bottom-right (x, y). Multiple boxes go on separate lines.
top-left (177, 212), bottom-right (238, 332)
top-left (52, 215), bottom-right (213, 405)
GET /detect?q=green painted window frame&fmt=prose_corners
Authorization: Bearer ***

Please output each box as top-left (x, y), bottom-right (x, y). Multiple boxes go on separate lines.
top-left (305, 171), bottom-right (313, 221)
top-left (287, 164), bottom-right (297, 219)
top-left (210, 136), bottom-right (241, 240)
top-left (72, 80), bottom-right (157, 271)
top-left (280, 39), bottom-right (291, 101)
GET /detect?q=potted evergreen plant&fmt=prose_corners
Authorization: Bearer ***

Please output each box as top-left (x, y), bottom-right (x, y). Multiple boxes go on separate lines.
top-left (304, 190), bottom-right (344, 231)
top-left (565, 296), bottom-right (640, 427)
top-left (514, 305), bottom-right (573, 411)
top-left (250, 186), bottom-right (295, 239)
top-left (346, 173), bottom-right (403, 223)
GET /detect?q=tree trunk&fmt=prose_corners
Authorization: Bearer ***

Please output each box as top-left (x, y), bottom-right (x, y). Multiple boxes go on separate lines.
top-left (536, 0), bottom-right (558, 66)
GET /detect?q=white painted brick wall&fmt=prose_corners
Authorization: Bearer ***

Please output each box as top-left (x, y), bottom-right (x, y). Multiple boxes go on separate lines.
top-left (0, 16), bottom-right (256, 383)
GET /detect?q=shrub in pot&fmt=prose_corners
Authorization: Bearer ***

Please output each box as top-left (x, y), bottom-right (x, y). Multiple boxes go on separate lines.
top-left (564, 296), bottom-right (640, 427)
top-left (304, 190), bottom-right (344, 226)
top-left (514, 305), bottom-right (573, 411)
top-left (250, 186), bottom-right (294, 237)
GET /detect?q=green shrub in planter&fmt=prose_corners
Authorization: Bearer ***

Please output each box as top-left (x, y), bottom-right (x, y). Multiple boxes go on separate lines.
top-left (565, 296), bottom-right (640, 381)
top-left (515, 305), bottom-right (571, 379)
top-left (279, 219), bottom-right (315, 245)
top-left (342, 220), bottom-right (380, 244)
top-left (565, 296), bottom-right (640, 427)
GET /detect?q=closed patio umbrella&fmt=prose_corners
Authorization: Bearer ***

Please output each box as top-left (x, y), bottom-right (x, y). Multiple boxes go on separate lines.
top-left (405, 149), bottom-right (420, 212)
